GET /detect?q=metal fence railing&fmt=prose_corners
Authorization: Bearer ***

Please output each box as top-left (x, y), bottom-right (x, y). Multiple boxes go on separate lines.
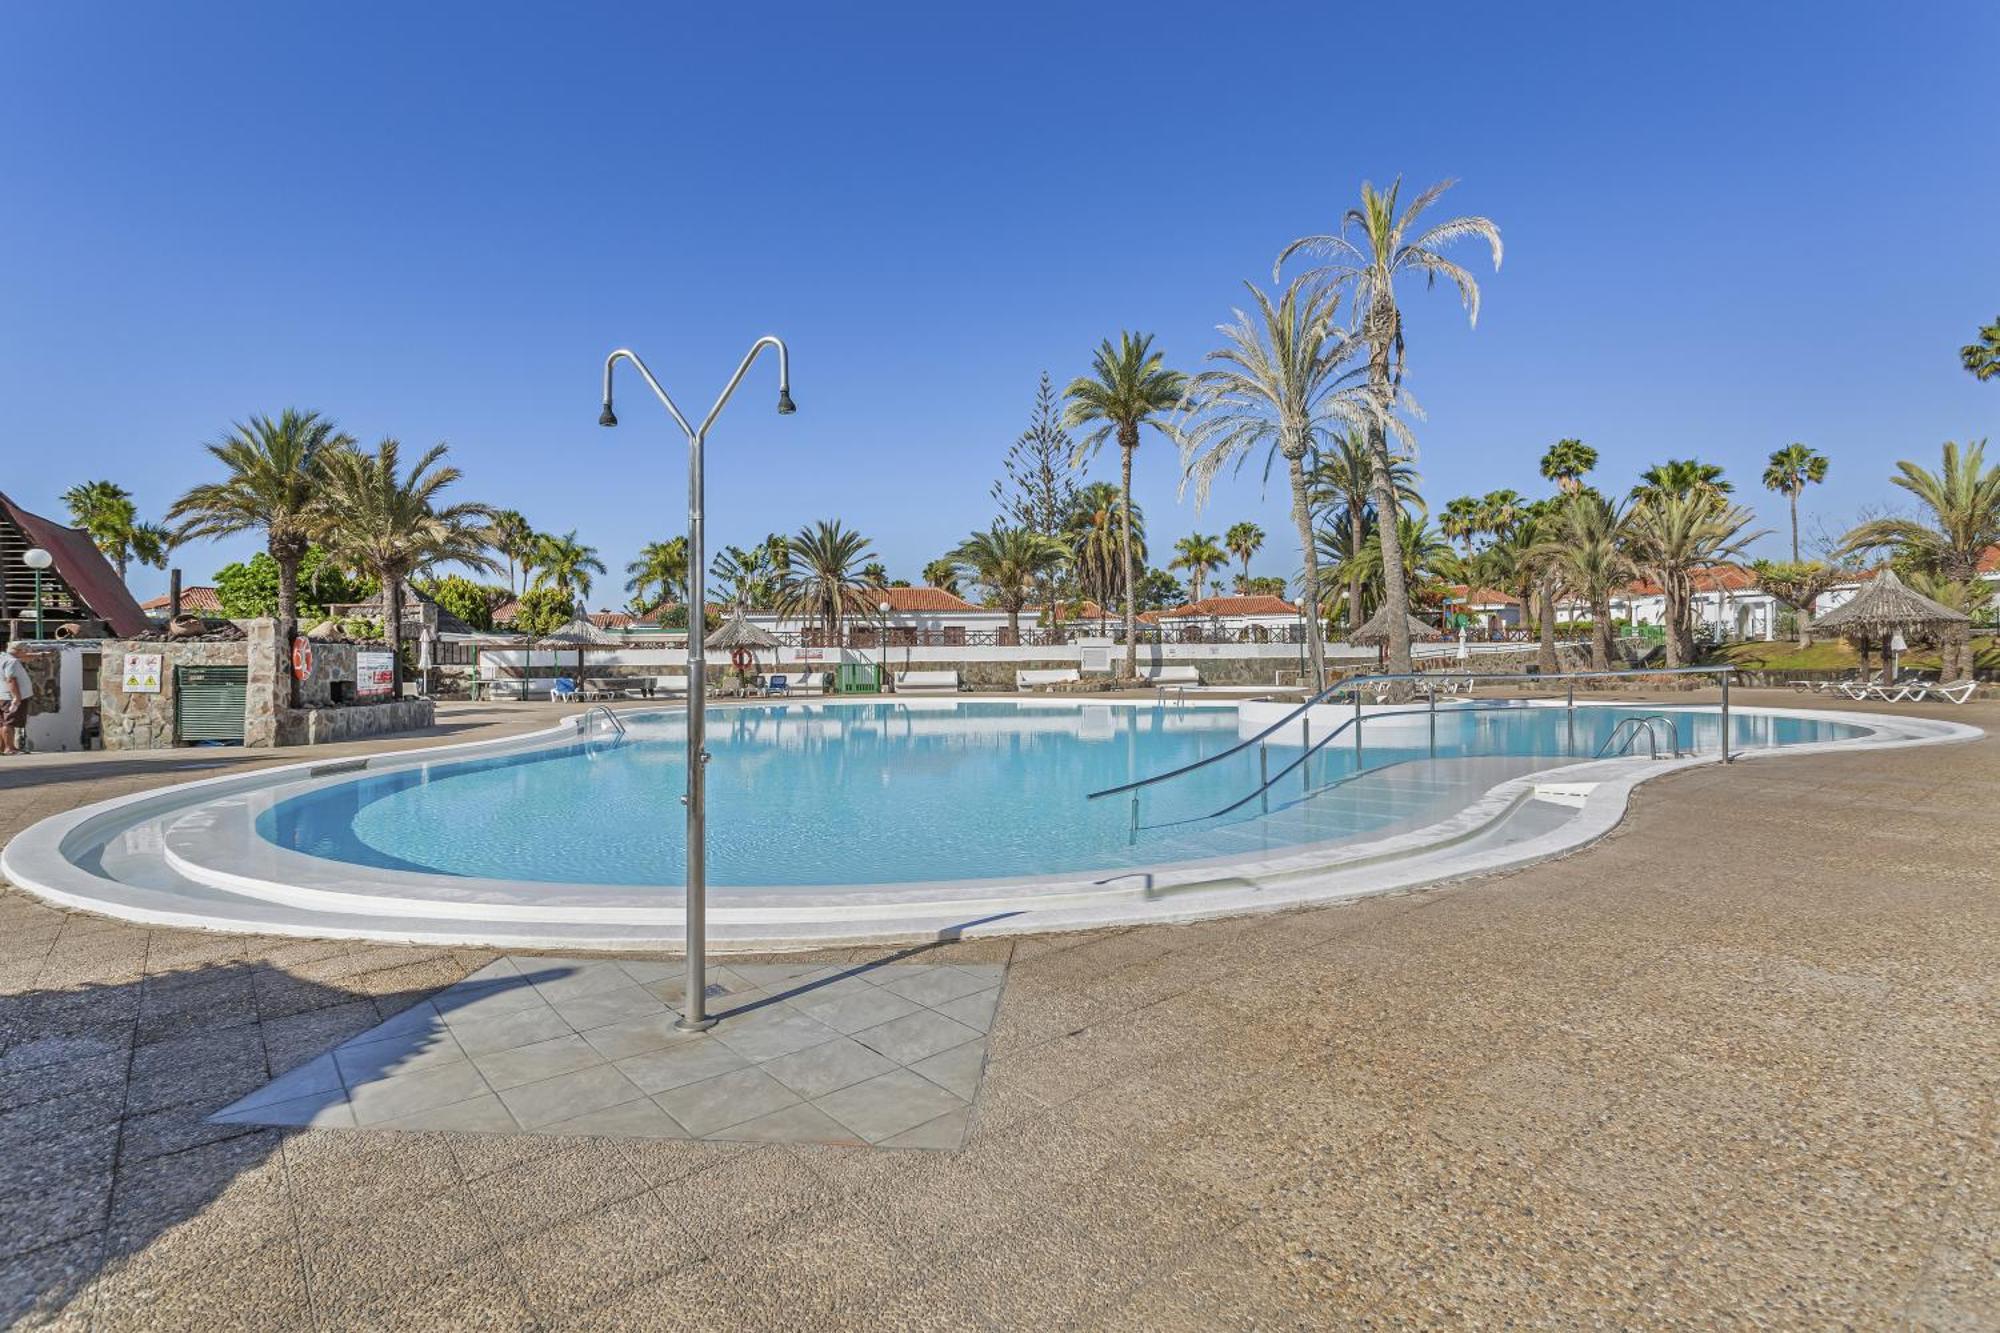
top-left (1088, 665), bottom-right (1741, 841)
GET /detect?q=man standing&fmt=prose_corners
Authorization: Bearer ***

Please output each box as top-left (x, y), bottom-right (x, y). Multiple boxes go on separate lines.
top-left (0, 644), bottom-right (33, 756)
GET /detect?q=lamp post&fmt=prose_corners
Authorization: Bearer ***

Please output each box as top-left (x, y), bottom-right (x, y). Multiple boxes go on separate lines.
top-left (877, 599), bottom-right (891, 693)
top-left (21, 548), bottom-right (52, 641)
top-left (600, 337), bottom-right (794, 1033)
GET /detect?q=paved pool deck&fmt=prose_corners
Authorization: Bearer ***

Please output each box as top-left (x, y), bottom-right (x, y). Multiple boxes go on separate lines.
top-left (0, 691), bottom-right (1994, 1329)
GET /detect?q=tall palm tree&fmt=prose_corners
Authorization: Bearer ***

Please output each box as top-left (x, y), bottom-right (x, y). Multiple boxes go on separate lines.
top-left (1962, 318), bottom-right (2000, 382)
top-left (1841, 440), bottom-right (2000, 581)
top-left (1531, 492), bottom-right (1634, 670)
top-left (950, 524), bottom-right (1069, 642)
top-left (1538, 439), bottom-right (1597, 493)
top-left (1322, 514), bottom-right (1455, 624)
top-left (1478, 489), bottom-right (1526, 538)
top-left (1631, 458), bottom-right (1732, 504)
top-left (1762, 443), bottom-right (1830, 562)
top-left (1307, 432), bottom-right (1423, 633)
top-left (1064, 332), bottom-right (1185, 677)
top-left (1280, 176), bottom-right (1502, 674)
top-left (1169, 533), bottom-right (1227, 603)
top-left (531, 531), bottom-right (606, 605)
top-left (1623, 493), bottom-right (1764, 667)
top-left (1439, 497), bottom-right (1482, 556)
top-left (920, 557), bottom-right (961, 595)
top-left (1178, 281), bottom-right (1387, 687)
top-left (488, 510), bottom-right (537, 595)
top-left (62, 480), bottom-right (176, 580)
top-left (775, 520), bottom-right (877, 644)
top-left (1065, 482), bottom-right (1144, 624)
top-left (625, 537), bottom-right (689, 613)
top-left (318, 440), bottom-right (497, 692)
top-left (1224, 521), bottom-right (1264, 590)
top-left (169, 409), bottom-right (353, 707)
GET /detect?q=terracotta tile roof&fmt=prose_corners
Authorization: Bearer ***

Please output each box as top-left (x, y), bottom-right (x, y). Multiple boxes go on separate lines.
top-left (1443, 584), bottom-right (1520, 607)
top-left (1621, 563), bottom-right (1760, 597)
top-left (1155, 594), bottom-right (1300, 619)
top-left (1979, 545), bottom-right (2000, 574)
top-left (139, 586), bottom-right (223, 613)
top-left (588, 611), bottom-right (634, 630)
top-left (877, 586), bottom-right (979, 613)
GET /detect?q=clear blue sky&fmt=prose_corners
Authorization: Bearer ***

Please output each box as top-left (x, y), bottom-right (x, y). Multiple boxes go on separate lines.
top-left (3, 1), bottom-right (1995, 606)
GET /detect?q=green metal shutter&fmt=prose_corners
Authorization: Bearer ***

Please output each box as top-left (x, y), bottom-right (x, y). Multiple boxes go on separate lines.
top-left (174, 665), bottom-right (248, 743)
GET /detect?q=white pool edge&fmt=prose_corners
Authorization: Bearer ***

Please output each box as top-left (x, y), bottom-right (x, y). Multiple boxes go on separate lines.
top-left (1, 701), bottom-right (1982, 951)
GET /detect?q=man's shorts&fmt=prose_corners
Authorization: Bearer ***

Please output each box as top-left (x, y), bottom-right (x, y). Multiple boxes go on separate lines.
top-left (1, 700), bottom-right (28, 729)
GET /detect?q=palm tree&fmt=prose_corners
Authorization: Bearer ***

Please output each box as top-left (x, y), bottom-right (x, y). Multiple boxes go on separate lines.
top-left (859, 561), bottom-right (889, 588)
top-left (1962, 318), bottom-right (2000, 382)
top-left (1762, 443), bottom-right (1830, 562)
top-left (625, 537), bottom-right (689, 612)
top-left (1439, 497), bottom-right (1482, 555)
top-left (1179, 280), bottom-right (1388, 688)
top-left (921, 557), bottom-right (961, 595)
top-left (1323, 514), bottom-right (1455, 624)
top-left (775, 520), bottom-right (877, 644)
top-left (532, 531), bottom-right (606, 604)
top-left (1307, 432), bottom-right (1423, 634)
top-left (950, 524), bottom-right (1069, 642)
top-left (1631, 458), bottom-right (1732, 504)
top-left (1224, 521), bottom-right (1265, 590)
top-left (1841, 440), bottom-right (2000, 581)
top-left (1623, 493), bottom-right (1764, 667)
top-left (1064, 332), bottom-right (1185, 677)
top-left (1538, 439), bottom-right (1597, 493)
top-left (169, 409), bottom-right (353, 707)
top-left (1471, 504), bottom-right (1560, 671)
top-left (1065, 482), bottom-right (1144, 624)
top-left (1169, 533), bottom-right (1227, 603)
top-left (1279, 175), bottom-right (1502, 674)
top-left (61, 480), bottom-right (176, 581)
top-left (1478, 489), bottom-right (1526, 538)
top-left (318, 440), bottom-right (497, 692)
top-left (1531, 492), bottom-right (1633, 670)
top-left (488, 510), bottom-right (537, 594)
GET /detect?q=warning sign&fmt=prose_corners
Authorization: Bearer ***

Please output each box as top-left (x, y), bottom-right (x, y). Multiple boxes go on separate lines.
top-left (122, 653), bottom-right (163, 694)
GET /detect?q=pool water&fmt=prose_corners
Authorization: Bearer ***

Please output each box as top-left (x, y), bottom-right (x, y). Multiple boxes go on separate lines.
top-left (254, 701), bottom-right (1863, 888)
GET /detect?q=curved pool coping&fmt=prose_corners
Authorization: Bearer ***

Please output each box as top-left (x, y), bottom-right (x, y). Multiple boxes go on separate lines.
top-left (1, 699), bottom-right (1982, 950)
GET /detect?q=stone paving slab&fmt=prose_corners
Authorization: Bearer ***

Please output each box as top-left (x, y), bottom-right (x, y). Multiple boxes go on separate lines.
top-left (210, 955), bottom-right (1005, 1148)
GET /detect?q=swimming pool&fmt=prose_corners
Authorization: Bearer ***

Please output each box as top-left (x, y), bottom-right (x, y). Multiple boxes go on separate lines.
top-left (2, 696), bottom-right (1972, 949)
top-left (251, 700), bottom-right (1864, 888)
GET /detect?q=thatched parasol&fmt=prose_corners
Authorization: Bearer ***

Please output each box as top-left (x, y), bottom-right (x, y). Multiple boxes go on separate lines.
top-left (539, 616), bottom-right (620, 683)
top-left (706, 607), bottom-right (782, 679)
top-left (1810, 568), bottom-right (1971, 679)
top-left (1346, 604), bottom-right (1440, 648)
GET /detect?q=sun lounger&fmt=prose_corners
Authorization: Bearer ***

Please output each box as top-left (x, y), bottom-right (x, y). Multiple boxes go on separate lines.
top-left (1017, 668), bottom-right (1081, 690)
top-left (758, 674), bottom-right (792, 697)
top-left (1140, 665), bottom-right (1201, 687)
top-left (581, 678), bottom-right (622, 700)
top-left (1909, 679), bottom-right (1979, 704)
top-left (550, 677), bottom-right (580, 702)
top-left (894, 670), bottom-right (962, 694)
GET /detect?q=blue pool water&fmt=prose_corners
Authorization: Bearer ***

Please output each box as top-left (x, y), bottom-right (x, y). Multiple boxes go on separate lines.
top-left (255, 701), bottom-right (1864, 888)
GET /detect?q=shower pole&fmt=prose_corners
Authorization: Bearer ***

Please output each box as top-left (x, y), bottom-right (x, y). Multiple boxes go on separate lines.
top-left (600, 338), bottom-right (795, 1032)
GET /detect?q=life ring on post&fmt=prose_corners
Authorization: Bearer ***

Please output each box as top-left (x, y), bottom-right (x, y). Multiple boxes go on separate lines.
top-left (729, 646), bottom-right (755, 673)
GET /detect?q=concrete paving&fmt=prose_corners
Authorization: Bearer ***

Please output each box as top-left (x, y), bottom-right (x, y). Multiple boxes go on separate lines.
top-left (0, 691), bottom-right (1994, 1329)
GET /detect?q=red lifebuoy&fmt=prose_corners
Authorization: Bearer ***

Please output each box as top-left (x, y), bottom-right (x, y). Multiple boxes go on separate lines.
top-left (729, 646), bottom-right (754, 673)
top-left (291, 636), bottom-right (314, 680)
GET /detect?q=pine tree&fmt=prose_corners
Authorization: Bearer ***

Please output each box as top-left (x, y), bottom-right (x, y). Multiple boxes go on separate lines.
top-left (991, 372), bottom-right (1079, 540)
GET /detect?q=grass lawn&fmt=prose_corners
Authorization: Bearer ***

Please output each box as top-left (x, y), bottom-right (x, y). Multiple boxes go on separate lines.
top-left (1711, 634), bottom-right (2000, 673)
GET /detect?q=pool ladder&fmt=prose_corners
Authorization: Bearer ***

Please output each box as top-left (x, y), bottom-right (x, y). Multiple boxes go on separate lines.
top-left (1594, 714), bottom-right (1681, 760)
top-left (582, 704), bottom-right (627, 738)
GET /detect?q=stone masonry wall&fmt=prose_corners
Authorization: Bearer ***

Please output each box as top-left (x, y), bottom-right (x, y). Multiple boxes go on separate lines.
top-left (98, 638), bottom-right (252, 750)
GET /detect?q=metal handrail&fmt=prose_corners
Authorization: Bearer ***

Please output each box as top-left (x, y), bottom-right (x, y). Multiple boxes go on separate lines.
top-left (1593, 714), bottom-right (1683, 761)
top-left (581, 704), bottom-right (627, 737)
top-left (1089, 664), bottom-right (1737, 804)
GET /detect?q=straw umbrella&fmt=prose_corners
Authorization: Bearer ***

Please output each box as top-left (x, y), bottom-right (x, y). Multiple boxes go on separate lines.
top-left (1809, 568), bottom-right (1972, 681)
top-left (541, 615), bottom-right (620, 686)
top-left (705, 607), bottom-right (783, 690)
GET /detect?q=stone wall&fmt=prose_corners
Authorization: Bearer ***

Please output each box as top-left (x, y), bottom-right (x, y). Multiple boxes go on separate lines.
top-left (296, 698), bottom-right (435, 746)
top-left (98, 638), bottom-right (251, 750)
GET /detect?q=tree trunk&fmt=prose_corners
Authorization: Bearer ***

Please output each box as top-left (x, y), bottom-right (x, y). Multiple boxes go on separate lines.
top-left (1349, 503), bottom-right (1366, 631)
top-left (1662, 583), bottom-right (1686, 669)
top-left (1287, 451), bottom-right (1328, 692)
top-left (1789, 492), bottom-right (1800, 563)
top-left (1119, 431), bottom-right (1138, 679)
top-left (1365, 332), bottom-right (1412, 674)
top-left (386, 576), bottom-right (405, 694)
top-left (1591, 593), bottom-right (1613, 671)
top-left (273, 538), bottom-right (301, 710)
top-left (1537, 581), bottom-right (1558, 673)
